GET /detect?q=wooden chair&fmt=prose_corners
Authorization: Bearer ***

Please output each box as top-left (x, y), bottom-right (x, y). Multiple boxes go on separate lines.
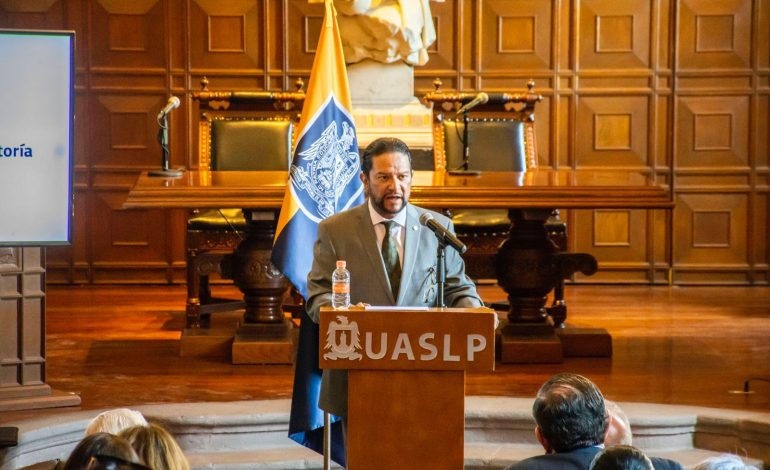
top-left (186, 78), bottom-right (304, 328)
top-left (423, 79), bottom-right (569, 324)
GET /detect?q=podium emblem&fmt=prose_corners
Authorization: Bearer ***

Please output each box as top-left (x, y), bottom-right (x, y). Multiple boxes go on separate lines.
top-left (324, 315), bottom-right (362, 360)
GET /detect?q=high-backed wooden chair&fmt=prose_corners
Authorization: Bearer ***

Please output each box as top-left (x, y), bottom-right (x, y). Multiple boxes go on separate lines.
top-left (423, 79), bottom-right (566, 284)
top-left (186, 78), bottom-right (304, 328)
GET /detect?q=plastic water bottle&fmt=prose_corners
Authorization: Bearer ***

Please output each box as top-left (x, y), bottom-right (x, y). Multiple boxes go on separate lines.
top-left (332, 260), bottom-right (351, 309)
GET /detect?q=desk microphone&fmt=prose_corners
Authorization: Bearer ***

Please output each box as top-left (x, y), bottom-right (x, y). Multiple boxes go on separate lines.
top-left (419, 213), bottom-right (467, 254)
top-left (455, 92), bottom-right (488, 115)
top-left (157, 96), bottom-right (180, 119)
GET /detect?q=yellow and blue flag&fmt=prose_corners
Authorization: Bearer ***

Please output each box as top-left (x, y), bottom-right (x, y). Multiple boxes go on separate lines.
top-left (272, 0), bottom-right (362, 465)
top-left (272, 0), bottom-right (363, 300)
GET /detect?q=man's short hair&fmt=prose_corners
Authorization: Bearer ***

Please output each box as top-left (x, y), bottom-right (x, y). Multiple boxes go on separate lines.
top-left (532, 373), bottom-right (608, 453)
top-left (360, 137), bottom-right (413, 176)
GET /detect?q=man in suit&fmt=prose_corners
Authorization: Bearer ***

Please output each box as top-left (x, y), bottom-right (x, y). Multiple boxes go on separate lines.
top-left (506, 373), bottom-right (684, 470)
top-left (306, 136), bottom-right (482, 419)
top-left (505, 373), bottom-right (608, 470)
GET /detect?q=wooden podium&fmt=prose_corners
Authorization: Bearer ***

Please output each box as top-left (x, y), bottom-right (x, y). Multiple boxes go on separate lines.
top-left (319, 307), bottom-right (496, 470)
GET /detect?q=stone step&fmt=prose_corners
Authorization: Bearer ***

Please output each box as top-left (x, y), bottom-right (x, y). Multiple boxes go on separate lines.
top-left (183, 445), bottom-right (760, 470)
top-left (2, 398), bottom-right (769, 470)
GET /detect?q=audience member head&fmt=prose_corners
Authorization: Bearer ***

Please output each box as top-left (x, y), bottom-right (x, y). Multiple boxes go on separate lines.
top-left (63, 432), bottom-right (144, 470)
top-left (120, 423), bottom-right (190, 470)
top-left (590, 445), bottom-right (653, 470)
top-left (532, 372), bottom-right (609, 453)
top-left (85, 408), bottom-right (148, 436)
top-left (605, 400), bottom-right (633, 446)
top-left (693, 454), bottom-right (760, 470)
top-left (359, 137), bottom-right (414, 218)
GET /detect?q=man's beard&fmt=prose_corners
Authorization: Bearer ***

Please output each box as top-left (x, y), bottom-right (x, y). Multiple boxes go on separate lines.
top-left (371, 193), bottom-right (407, 216)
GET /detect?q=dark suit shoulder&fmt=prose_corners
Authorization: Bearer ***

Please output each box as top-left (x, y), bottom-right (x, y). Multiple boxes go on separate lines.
top-left (504, 447), bottom-right (601, 470)
top-left (650, 456), bottom-right (684, 470)
top-left (318, 203), bottom-right (366, 229)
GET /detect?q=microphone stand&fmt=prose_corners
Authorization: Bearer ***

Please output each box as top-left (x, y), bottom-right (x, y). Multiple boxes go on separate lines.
top-left (436, 239), bottom-right (447, 308)
top-left (149, 113), bottom-right (184, 177)
top-left (447, 108), bottom-right (481, 176)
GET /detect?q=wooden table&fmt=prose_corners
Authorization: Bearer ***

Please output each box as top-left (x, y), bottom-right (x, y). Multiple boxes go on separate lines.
top-left (125, 169), bottom-right (669, 210)
top-left (126, 169), bottom-right (671, 363)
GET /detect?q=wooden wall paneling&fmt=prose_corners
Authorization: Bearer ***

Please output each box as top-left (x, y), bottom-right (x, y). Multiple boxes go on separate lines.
top-left (479, 0), bottom-right (553, 76)
top-left (2, 0), bottom-right (768, 286)
top-left (0, 0), bottom-right (65, 29)
top-left (414, 0), bottom-right (458, 92)
top-left (575, 95), bottom-right (651, 168)
top-left (168, 1), bottom-right (189, 282)
top-left (88, 94), bottom-right (173, 281)
top-left (677, 0), bottom-right (752, 70)
top-left (760, 0), bottom-right (770, 71)
top-left (568, 0), bottom-right (665, 283)
top-left (654, 95), bottom-right (671, 170)
top-left (89, 0), bottom-right (167, 71)
top-left (285, 0), bottom-right (322, 82)
top-left (534, 95), bottom-right (553, 168)
top-left (419, 0), bottom-right (455, 74)
top-left (459, 0), bottom-right (474, 90)
top-left (573, 208), bottom-right (654, 283)
top-left (676, 96), bottom-right (750, 169)
top-left (188, 0), bottom-right (262, 73)
top-left (673, 191), bottom-right (751, 284)
top-left (90, 190), bottom-right (170, 282)
top-left (265, 0), bottom-right (286, 90)
top-left (578, 0), bottom-right (651, 71)
top-left (167, 0), bottom-right (186, 73)
top-left (759, 95), bottom-right (769, 171)
top-left (652, 208), bottom-right (671, 283)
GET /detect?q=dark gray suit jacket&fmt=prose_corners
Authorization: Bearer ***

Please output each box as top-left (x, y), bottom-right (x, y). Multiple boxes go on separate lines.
top-left (306, 202), bottom-right (482, 417)
top-left (505, 446), bottom-right (602, 470)
top-left (504, 446), bottom-right (684, 470)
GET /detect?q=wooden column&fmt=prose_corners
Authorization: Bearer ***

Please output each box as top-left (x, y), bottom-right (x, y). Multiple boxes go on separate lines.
top-left (0, 247), bottom-right (80, 412)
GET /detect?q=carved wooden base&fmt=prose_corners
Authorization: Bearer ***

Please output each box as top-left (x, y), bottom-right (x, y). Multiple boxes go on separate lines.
top-left (498, 321), bottom-right (563, 363)
top-left (557, 327), bottom-right (612, 357)
top-left (180, 327), bottom-right (234, 359)
top-left (497, 320), bottom-right (613, 363)
top-left (231, 320), bottom-right (295, 365)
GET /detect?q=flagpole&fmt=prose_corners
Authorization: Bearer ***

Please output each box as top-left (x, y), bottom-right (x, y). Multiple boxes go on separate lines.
top-left (323, 412), bottom-right (331, 470)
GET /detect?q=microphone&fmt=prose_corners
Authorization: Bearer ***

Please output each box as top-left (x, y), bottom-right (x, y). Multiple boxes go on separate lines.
top-left (419, 213), bottom-right (467, 254)
top-left (455, 92), bottom-right (488, 115)
top-left (157, 96), bottom-right (180, 119)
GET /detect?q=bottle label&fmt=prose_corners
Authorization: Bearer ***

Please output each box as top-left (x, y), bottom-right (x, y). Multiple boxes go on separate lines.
top-left (333, 283), bottom-right (350, 294)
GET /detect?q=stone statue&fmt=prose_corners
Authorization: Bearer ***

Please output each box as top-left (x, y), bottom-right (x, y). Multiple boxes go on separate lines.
top-left (323, 0), bottom-right (438, 65)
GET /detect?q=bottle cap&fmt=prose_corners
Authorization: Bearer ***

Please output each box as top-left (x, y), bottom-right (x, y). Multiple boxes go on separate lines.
top-left (336, 260), bottom-right (346, 268)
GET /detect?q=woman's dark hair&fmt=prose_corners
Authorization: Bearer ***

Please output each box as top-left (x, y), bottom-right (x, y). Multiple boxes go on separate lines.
top-left (63, 432), bottom-right (143, 470)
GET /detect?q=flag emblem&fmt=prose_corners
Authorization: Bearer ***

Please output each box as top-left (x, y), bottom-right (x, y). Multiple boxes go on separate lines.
top-left (290, 102), bottom-right (360, 221)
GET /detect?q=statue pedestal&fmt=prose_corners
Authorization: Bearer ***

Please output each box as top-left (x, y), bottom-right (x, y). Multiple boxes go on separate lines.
top-left (347, 60), bottom-right (432, 150)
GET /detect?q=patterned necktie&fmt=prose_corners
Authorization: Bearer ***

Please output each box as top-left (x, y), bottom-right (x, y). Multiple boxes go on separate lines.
top-left (381, 220), bottom-right (401, 298)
